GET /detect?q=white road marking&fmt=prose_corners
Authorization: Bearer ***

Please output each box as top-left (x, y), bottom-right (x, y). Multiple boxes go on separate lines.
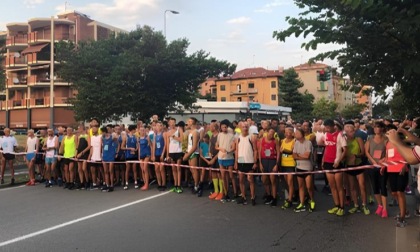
top-left (0, 185), bottom-right (26, 191)
top-left (0, 191), bottom-right (171, 247)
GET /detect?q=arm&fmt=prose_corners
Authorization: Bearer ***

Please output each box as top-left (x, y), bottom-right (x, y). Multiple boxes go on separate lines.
top-left (234, 139), bottom-right (238, 170)
top-left (356, 137), bottom-right (365, 157)
top-left (364, 140), bottom-right (377, 165)
top-left (398, 128), bottom-right (420, 145)
top-left (252, 136), bottom-right (258, 170)
top-left (388, 129), bottom-right (420, 165)
top-left (59, 137), bottom-right (65, 155)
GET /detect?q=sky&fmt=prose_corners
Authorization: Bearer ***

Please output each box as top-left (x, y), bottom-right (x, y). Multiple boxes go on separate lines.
top-left (0, 0), bottom-right (340, 71)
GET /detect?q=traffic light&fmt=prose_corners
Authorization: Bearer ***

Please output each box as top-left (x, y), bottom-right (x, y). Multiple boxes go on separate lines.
top-left (318, 69), bottom-right (331, 81)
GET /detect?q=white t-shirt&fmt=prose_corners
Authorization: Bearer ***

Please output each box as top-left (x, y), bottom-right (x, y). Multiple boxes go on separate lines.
top-left (26, 137), bottom-right (38, 153)
top-left (334, 132), bottom-right (347, 164)
top-left (1, 136), bottom-right (18, 154)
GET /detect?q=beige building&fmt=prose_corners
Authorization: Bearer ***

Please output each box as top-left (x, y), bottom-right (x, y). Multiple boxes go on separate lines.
top-left (198, 77), bottom-right (216, 100)
top-left (215, 67), bottom-right (283, 106)
top-left (294, 63), bottom-right (333, 101)
top-left (333, 76), bottom-right (355, 111)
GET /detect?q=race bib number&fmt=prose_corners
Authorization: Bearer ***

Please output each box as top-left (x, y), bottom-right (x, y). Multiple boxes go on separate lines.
top-left (388, 148), bottom-right (395, 158)
top-left (238, 156), bottom-right (245, 163)
top-left (282, 153), bottom-right (289, 158)
top-left (264, 149), bottom-right (271, 157)
top-left (104, 145), bottom-right (109, 151)
top-left (157, 142), bottom-right (161, 149)
top-left (373, 150), bottom-right (382, 159)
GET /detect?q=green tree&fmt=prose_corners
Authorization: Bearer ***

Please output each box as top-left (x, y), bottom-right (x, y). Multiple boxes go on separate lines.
top-left (340, 103), bottom-right (366, 120)
top-left (278, 68), bottom-right (314, 121)
top-left (312, 97), bottom-right (338, 120)
top-left (273, 0), bottom-right (420, 114)
top-left (56, 26), bottom-right (236, 122)
top-left (388, 88), bottom-right (411, 120)
top-left (372, 100), bottom-right (390, 119)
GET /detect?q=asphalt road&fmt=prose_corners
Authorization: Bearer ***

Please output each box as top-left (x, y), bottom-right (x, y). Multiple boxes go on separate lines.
top-left (0, 179), bottom-right (419, 252)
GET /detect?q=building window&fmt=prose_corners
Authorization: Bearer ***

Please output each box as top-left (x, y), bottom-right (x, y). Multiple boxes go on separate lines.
top-left (220, 85), bottom-right (225, 91)
top-left (248, 83), bottom-right (254, 89)
top-left (271, 81), bottom-right (276, 88)
top-left (221, 97), bottom-right (226, 102)
top-left (237, 97), bottom-right (242, 102)
top-left (236, 84), bottom-right (242, 92)
top-left (249, 96), bottom-right (254, 101)
top-left (271, 94), bottom-right (276, 101)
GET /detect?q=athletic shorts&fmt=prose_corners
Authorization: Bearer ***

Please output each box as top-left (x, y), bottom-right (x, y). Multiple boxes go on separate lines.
top-left (126, 155), bottom-right (138, 161)
top-left (3, 153), bottom-right (15, 160)
top-left (238, 163), bottom-right (254, 173)
top-left (45, 157), bottom-right (57, 165)
top-left (345, 165), bottom-right (365, 176)
top-left (115, 152), bottom-right (125, 161)
top-left (189, 153), bottom-right (199, 160)
top-left (78, 153), bottom-right (89, 160)
top-left (90, 161), bottom-right (103, 167)
top-left (26, 153), bottom-right (35, 162)
top-left (296, 168), bottom-right (311, 178)
top-left (323, 162), bottom-right (342, 173)
top-left (388, 172), bottom-right (409, 192)
top-left (218, 159), bottom-right (234, 167)
top-left (154, 156), bottom-right (163, 162)
top-left (62, 158), bottom-right (74, 165)
top-left (261, 159), bottom-right (277, 173)
top-left (281, 166), bottom-right (295, 174)
top-left (169, 152), bottom-right (183, 162)
top-left (35, 153), bottom-right (45, 164)
top-left (140, 155), bottom-right (150, 160)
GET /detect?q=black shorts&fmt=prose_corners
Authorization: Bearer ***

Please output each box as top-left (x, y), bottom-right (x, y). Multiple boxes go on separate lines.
top-left (140, 155), bottom-right (150, 160)
top-left (90, 161), bottom-right (103, 168)
top-left (126, 156), bottom-right (138, 161)
top-left (261, 159), bottom-right (277, 173)
top-left (345, 165), bottom-right (365, 176)
top-left (78, 153), bottom-right (89, 161)
top-left (62, 158), bottom-right (74, 165)
top-left (281, 166), bottom-right (295, 173)
top-left (169, 152), bottom-right (183, 162)
top-left (323, 162), bottom-right (342, 173)
top-left (388, 172), bottom-right (409, 192)
top-left (154, 156), bottom-right (163, 162)
top-left (296, 168), bottom-right (311, 178)
top-left (3, 153), bottom-right (15, 160)
top-left (35, 153), bottom-right (45, 164)
top-left (238, 163), bottom-right (254, 173)
top-left (115, 152), bottom-right (126, 162)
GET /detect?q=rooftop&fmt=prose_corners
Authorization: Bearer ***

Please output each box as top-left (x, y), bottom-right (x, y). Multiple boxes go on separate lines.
top-left (294, 62), bottom-right (329, 70)
top-left (218, 67), bottom-right (283, 81)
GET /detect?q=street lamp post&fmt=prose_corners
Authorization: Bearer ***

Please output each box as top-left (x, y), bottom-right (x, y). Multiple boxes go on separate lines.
top-left (164, 9), bottom-right (179, 38)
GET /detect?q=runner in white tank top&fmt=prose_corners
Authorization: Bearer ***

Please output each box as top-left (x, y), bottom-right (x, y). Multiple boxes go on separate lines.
top-left (88, 126), bottom-right (102, 189)
top-left (25, 130), bottom-right (39, 186)
top-left (43, 129), bottom-right (58, 187)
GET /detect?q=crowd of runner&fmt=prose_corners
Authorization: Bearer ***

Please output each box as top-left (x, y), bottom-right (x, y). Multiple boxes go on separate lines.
top-left (1, 115), bottom-right (420, 228)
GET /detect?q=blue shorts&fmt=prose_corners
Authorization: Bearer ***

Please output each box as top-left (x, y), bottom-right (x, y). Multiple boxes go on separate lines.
top-left (218, 159), bottom-right (234, 167)
top-left (45, 157), bottom-right (57, 165)
top-left (26, 153), bottom-right (35, 161)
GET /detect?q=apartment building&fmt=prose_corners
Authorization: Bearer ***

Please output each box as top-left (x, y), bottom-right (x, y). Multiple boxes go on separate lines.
top-left (215, 67), bottom-right (283, 106)
top-left (0, 11), bottom-right (125, 129)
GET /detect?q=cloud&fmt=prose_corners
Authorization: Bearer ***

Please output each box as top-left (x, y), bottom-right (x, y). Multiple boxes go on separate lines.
top-left (208, 30), bottom-right (246, 47)
top-left (23, 0), bottom-right (44, 8)
top-left (254, 0), bottom-right (290, 13)
top-left (226, 16), bottom-right (251, 25)
top-left (55, 0), bottom-right (159, 30)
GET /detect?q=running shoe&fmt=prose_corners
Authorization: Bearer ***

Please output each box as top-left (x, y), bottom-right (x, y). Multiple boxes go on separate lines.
top-left (368, 195), bottom-right (375, 205)
top-left (271, 198), bottom-right (277, 207)
top-left (140, 185), bottom-right (148, 191)
top-left (68, 183), bottom-right (75, 190)
top-left (264, 195), bottom-right (273, 205)
top-left (362, 205), bottom-right (370, 215)
top-left (45, 182), bottom-right (52, 188)
top-left (26, 180), bottom-right (33, 186)
top-left (123, 184), bottom-right (129, 190)
top-left (348, 206), bottom-right (360, 214)
top-left (106, 187), bottom-right (114, 192)
top-left (225, 195), bottom-right (232, 202)
top-left (415, 210), bottom-right (420, 217)
top-left (328, 206), bottom-right (339, 214)
top-left (251, 198), bottom-right (256, 206)
top-left (281, 200), bottom-right (291, 210)
top-left (169, 186), bottom-right (177, 192)
top-left (236, 197), bottom-right (245, 205)
top-left (209, 192), bottom-right (219, 199)
top-left (405, 186), bottom-right (413, 195)
top-left (215, 193), bottom-right (224, 201)
top-left (394, 211), bottom-right (410, 220)
top-left (381, 209), bottom-right (388, 218)
top-left (396, 220), bottom-right (407, 228)
top-left (294, 203), bottom-right (306, 212)
top-left (197, 188), bottom-right (203, 197)
top-left (242, 198), bottom-right (248, 205)
top-left (220, 196), bottom-right (228, 203)
top-left (175, 187), bottom-right (183, 194)
top-left (134, 184), bottom-right (139, 189)
top-left (375, 205), bottom-right (383, 216)
top-left (101, 186), bottom-right (109, 192)
top-left (336, 208), bottom-right (345, 216)
top-left (309, 200), bottom-right (315, 212)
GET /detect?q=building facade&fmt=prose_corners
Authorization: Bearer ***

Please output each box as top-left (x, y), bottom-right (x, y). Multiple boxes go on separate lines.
top-left (0, 11), bottom-right (125, 129)
top-left (294, 63), bottom-right (333, 101)
top-left (215, 67), bottom-right (282, 106)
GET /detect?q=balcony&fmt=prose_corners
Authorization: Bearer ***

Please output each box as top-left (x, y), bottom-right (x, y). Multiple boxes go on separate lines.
top-left (54, 97), bottom-right (71, 106)
top-left (28, 75), bottom-right (69, 86)
top-left (231, 88), bottom-right (258, 95)
top-left (28, 31), bottom-right (51, 44)
top-left (8, 99), bottom-right (28, 109)
top-left (7, 77), bottom-right (27, 89)
top-left (6, 34), bottom-right (28, 49)
top-left (29, 97), bottom-right (50, 108)
top-left (0, 101), bottom-right (7, 110)
top-left (27, 52), bottom-right (50, 66)
top-left (5, 54), bottom-right (27, 69)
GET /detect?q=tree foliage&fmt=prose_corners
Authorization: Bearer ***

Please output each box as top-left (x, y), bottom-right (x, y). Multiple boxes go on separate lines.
top-left (273, 0), bottom-right (420, 114)
top-left (340, 103), bottom-right (366, 120)
top-left (56, 26), bottom-right (236, 122)
top-left (312, 97), bottom-right (338, 120)
top-left (372, 100), bottom-right (390, 119)
top-left (278, 68), bottom-right (314, 121)
top-left (388, 88), bottom-right (411, 120)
